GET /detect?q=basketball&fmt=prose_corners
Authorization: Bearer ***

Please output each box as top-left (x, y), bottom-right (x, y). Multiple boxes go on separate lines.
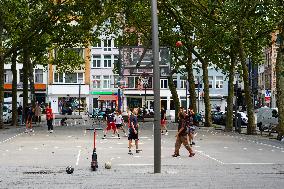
top-left (66, 166), bottom-right (74, 174)
top-left (105, 161), bottom-right (112, 169)
top-left (176, 41), bottom-right (183, 47)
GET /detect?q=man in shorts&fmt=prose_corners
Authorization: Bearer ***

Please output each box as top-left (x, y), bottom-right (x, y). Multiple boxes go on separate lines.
top-left (25, 106), bottom-right (34, 133)
top-left (114, 110), bottom-right (127, 138)
top-left (102, 112), bottom-right (116, 139)
top-left (128, 108), bottom-right (140, 155)
top-left (161, 106), bottom-right (168, 135)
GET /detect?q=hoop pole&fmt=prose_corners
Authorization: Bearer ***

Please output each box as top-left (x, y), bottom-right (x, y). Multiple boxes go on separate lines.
top-left (151, 0), bottom-right (161, 173)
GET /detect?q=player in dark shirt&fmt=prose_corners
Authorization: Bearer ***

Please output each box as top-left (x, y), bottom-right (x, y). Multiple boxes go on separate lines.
top-left (128, 108), bottom-right (140, 155)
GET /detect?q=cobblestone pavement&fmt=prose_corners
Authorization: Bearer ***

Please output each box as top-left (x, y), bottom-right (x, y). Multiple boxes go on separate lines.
top-left (0, 121), bottom-right (284, 189)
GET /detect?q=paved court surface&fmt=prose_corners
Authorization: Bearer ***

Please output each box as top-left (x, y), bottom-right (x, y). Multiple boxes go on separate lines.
top-left (0, 121), bottom-right (284, 189)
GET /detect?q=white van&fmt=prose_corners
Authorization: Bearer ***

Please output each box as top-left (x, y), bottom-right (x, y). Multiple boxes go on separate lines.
top-left (256, 107), bottom-right (278, 131)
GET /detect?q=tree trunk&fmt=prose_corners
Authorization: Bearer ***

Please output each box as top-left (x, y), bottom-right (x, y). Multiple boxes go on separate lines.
top-left (28, 59), bottom-right (36, 107)
top-left (201, 59), bottom-right (212, 127)
top-left (186, 49), bottom-right (197, 113)
top-left (168, 74), bottom-right (180, 122)
top-left (11, 51), bottom-right (18, 126)
top-left (225, 53), bottom-right (236, 132)
top-left (23, 47), bottom-right (29, 122)
top-left (237, 26), bottom-right (255, 135)
top-left (275, 27), bottom-right (284, 140)
top-left (0, 21), bottom-right (4, 129)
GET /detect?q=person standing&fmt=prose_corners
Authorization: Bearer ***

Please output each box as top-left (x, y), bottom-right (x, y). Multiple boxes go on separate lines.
top-left (114, 110), bottom-right (127, 138)
top-left (102, 112), bottom-right (116, 139)
top-left (172, 107), bottom-right (195, 157)
top-left (34, 103), bottom-right (42, 125)
top-left (17, 105), bottom-right (23, 125)
top-left (25, 106), bottom-right (34, 133)
top-left (160, 106), bottom-right (168, 135)
top-left (128, 108), bottom-right (140, 155)
top-left (46, 105), bottom-right (54, 133)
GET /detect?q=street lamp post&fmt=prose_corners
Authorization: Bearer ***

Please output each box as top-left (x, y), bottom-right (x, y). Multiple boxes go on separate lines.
top-left (151, 0), bottom-right (161, 173)
top-left (142, 73), bottom-right (149, 122)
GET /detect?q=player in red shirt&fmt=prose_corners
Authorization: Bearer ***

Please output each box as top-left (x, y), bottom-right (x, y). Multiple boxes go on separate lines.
top-left (46, 105), bottom-right (54, 133)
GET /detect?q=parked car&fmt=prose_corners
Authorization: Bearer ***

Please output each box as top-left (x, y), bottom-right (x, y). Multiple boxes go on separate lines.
top-left (212, 111), bottom-right (225, 124)
top-left (256, 107), bottom-right (278, 131)
top-left (218, 111), bottom-right (248, 126)
top-left (3, 106), bottom-right (12, 123)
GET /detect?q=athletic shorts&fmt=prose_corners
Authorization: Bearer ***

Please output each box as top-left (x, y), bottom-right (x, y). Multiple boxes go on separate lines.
top-left (128, 128), bottom-right (138, 140)
top-left (161, 119), bottom-right (166, 125)
top-left (106, 122), bottom-right (116, 130)
top-left (116, 124), bottom-right (123, 128)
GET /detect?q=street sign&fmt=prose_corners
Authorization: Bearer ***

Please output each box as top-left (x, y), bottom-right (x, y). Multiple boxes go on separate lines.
top-left (265, 90), bottom-right (271, 103)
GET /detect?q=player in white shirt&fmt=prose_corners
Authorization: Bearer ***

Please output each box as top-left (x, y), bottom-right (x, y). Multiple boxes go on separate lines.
top-left (114, 110), bottom-right (127, 138)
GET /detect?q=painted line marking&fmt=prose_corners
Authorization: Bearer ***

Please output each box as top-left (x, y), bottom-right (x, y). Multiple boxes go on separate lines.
top-left (243, 148), bottom-right (247, 150)
top-left (117, 164), bottom-right (153, 166)
top-left (223, 163), bottom-right (276, 165)
top-left (76, 149), bottom-right (81, 166)
top-left (258, 149), bottom-right (263, 151)
top-left (224, 147), bottom-right (228, 149)
top-left (196, 150), bottom-right (224, 164)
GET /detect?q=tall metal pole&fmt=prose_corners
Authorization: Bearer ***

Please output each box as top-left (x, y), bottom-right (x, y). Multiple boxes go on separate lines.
top-left (198, 76), bottom-right (200, 114)
top-left (186, 81), bottom-right (188, 110)
top-left (79, 82), bottom-right (81, 115)
top-left (151, 0), bottom-right (161, 173)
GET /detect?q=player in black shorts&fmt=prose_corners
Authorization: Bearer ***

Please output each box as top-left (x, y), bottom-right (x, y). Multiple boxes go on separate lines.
top-left (128, 108), bottom-right (140, 155)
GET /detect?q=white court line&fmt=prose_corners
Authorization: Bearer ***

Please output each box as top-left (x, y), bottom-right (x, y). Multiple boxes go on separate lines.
top-left (195, 150), bottom-right (224, 164)
top-left (76, 149), bottom-right (81, 166)
top-left (117, 163), bottom-right (153, 166)
top-left (223, 163), bottom-right (276, 165)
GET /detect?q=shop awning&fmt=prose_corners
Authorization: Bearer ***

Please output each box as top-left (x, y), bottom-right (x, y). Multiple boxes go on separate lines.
top-left (98, 95), bottom-right (117, 101)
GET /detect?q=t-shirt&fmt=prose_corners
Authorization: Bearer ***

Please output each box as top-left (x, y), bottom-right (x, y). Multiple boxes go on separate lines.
top-left (46, 108), bottom-right (53, 120)
top-left (114, 115), bottom-right (123, 124)
top-left (107, 114), bottom-right (114, 123)
top-left (161, 109), bottom-right (166, 120)
top-left (129, 114), bottom-right (138, 129)
top-left (178, 115), bottom-right (187, 136)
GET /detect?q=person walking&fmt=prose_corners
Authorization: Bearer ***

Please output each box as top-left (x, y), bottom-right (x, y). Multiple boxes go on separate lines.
top-left (160, 106), bottom-right (168, 135)
top-left (25, 106), bottom-right (34, 133)
top-left (17, 105), bottom-right (23, 125)
top-left (46, 105), bottom-right (54, 133)
top-left (34, 103), bottom-right (42, 125)
top-left (114, 110), bottom-right (127, 138)
top-left (172, 107), bottom-right (195, 157)
top-left (128, 108), bottom-right (140, 155)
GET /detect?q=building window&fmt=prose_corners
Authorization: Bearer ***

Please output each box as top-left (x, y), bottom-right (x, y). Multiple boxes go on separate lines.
top-left (78, 73), bottom-right (84, 83)
top-left (93, 40), bottom-right (101, 48)
top-left (128, 77), bottom-right (135, 89)
top-left (102, 75), bottom-right (111, 88)
top-left (195, 76), bottom-right (203, 89)
top-left (160, 79), bottom-right (168, 89)
top-left (93, 75), bottom-right (101, 88)
top-left (103, 55), bottom-right (112, 68)
top-left (4, 70), bottom-right (12, 83)
top-left (208, 76), bottom-right (213, 88)
top-left (215, 76), bottom-right (224, 89)
top-left (103, 39), bottom-right (112, 51)
top-left (54, 72), bottom-right (64, 83)
top-left (180, 79), bottom-right (186, 89)
top-left (65, 73), bottom-right (77, 83)
top-left (34, 69), bottom-right (43, 83)
top-left (92, 55), bottom-right (101, 68)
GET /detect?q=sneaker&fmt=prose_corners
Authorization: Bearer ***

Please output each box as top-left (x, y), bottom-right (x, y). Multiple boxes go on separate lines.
top-left (172, 154), bottom-right (180, 157)
top-left (30, 129), bottom-right (34, 132)
top-left (128, 151), bottom-right (133, 155)
top-left (102, 137), bottom-right (106, 139)
top-left (136, 150), bottom-right (140, 153)
top-left (191, 141), bottom-right (196, 145)
top-left (111, 134), bottom-right (115, 137)
top-left (118, 137), bottom-right (121, 139)
top-left (165, 132), bottom-right (169, 136)
top-left (50, 130), bottom-right (53, 133)
top-left (124, 133), bottom-right (128, 137)
top-left (189, 153), bottom-right (195, 157)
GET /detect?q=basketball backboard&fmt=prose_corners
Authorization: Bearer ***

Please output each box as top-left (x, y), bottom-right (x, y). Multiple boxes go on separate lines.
top-left (119, 46), bottom-right (171, 77)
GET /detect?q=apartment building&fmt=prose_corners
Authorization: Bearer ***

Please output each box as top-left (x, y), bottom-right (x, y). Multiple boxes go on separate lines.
top-left (47, 48), bottom-right (91, 114)
top-left (4, 64), bottom-right (47, 104)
